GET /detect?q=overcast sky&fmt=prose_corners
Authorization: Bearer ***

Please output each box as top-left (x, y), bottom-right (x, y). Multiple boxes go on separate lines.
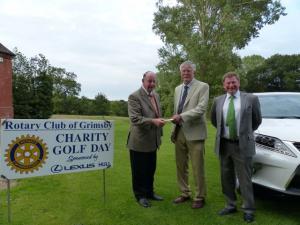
top-left (1, 0), bottom-right (299, 100)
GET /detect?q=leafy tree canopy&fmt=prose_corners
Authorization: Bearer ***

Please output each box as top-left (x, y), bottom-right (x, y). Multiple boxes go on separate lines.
top-left (12, 49), bottom-right (81, 117)
top-left (245, 54), bottom-right (300, 92)
top-left (153, 0), bottom-right (286, 116)
top-left (237, 54), bottom-right (265, 89)
top-left (13, 50), bottom-right (53, 118)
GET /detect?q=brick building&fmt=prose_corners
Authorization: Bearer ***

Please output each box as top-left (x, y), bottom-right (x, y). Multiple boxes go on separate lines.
top-left (0, 43), bottom-right (15, 118)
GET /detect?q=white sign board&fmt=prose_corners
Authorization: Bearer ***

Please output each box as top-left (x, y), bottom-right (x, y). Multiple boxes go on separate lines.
top-left (0, 119), bottom-right (114, 179)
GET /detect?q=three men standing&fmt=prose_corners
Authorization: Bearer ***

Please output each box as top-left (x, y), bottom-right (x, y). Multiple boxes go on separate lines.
top-left (127, 67), bottom-right (261, 223)
top-left (211, 72), bottom-right (262, 223)
top-left (171, 61), bottom-right (209, 209)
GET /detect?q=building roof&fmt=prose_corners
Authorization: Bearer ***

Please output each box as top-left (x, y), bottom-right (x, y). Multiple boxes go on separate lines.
top-left (0, 43), bottom-right (15, 57)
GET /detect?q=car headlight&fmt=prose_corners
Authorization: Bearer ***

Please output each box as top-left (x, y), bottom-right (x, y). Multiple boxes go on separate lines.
top-left (254, 133), bottom-right (297, 158)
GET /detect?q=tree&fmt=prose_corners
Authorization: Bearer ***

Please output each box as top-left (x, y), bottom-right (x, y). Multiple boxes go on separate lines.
top-left (52, 67), bottom-right (81, 114)
top-left (91, 93), bottom-right (110, 115)
top-left (12, 50), bottom-right (34, 118)
top-left (33, 71), bottom-right (53, 118)
top-left (155, 46), bottom-right (183, 116)
top-left (30, 54), bottom-right (53, 118)
top-left (153, 0), bottom-right (286, 115)
top-left (237, 55), bottom-right (265, 89)
top-left (110, 100), bottom-right (128, 117)
top-left (13, 51), bottom-right (53, 118)
top-left (12, 49), bottom-right (81, 117)
top-left (76, 96), bottom-right (94, 115)
top-left (245, 54), bottom-right (300, 92)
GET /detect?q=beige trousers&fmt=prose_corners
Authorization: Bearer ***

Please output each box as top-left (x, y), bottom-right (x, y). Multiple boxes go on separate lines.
top-left (175, 127), bottom-right (206, 201)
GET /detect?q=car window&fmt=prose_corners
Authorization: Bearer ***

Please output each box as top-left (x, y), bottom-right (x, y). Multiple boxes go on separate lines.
top-left (257, 94), bottom-right (300, 118)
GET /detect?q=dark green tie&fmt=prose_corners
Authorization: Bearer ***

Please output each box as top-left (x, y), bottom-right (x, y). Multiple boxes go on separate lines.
top-left (226, 95), bottom-right (237, 139)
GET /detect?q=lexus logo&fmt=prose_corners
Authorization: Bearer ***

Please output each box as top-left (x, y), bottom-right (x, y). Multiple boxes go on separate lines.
top-left (51, 165), bottom-right (63, 173)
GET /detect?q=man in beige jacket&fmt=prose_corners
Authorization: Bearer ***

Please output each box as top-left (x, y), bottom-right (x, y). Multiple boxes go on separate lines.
top-left (171, 61), bottom-right (209, 209)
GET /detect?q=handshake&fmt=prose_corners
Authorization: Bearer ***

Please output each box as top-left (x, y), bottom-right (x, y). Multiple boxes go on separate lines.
top-left (151, 118), bottom-right (174, 127)
top-left (152, 115), bottom-right (181, 127)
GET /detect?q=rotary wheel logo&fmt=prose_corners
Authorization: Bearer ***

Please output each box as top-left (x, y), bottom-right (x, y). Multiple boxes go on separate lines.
top-left (5, 135), bottom-right (48, 174)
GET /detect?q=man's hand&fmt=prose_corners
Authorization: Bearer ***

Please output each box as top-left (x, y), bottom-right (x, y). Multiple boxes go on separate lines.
top-left (171, 114), bottom-right (182, 125)
top-left (152, 118), bottom-right (166, 127)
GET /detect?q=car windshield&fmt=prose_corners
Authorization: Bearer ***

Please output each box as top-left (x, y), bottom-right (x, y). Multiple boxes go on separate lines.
top-left (257, 94), bottom-right (300, 119)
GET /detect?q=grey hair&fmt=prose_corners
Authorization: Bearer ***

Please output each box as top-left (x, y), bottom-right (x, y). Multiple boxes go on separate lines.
top-left (180, 61), bottom-right (196, 72)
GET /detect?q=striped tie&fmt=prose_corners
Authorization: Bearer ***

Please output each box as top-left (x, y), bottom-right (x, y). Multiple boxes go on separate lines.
top-left (177, 85), bottom-right (188, 114)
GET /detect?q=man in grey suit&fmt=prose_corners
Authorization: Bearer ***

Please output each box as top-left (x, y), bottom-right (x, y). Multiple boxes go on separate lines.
top-left (127, 71), bottom-right (165, 208)
top-left (171, 61), bottom-right (209, 209)
top-left (211, 72), bottom-right (262, 223)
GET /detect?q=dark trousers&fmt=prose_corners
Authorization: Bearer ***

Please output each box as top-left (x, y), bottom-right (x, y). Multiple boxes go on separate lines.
top-left (130, 150), bottom-right (157, 200)
top-left (220, 139), bottom-right (255, 213)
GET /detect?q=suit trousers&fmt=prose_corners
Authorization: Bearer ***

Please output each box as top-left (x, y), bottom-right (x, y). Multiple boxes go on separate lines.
top-left (220, 139), bottom-right (255, 213)
top-left (130, 149), bottom-right (157, 200)
top-left (175, 127), bottom-right (206, 201)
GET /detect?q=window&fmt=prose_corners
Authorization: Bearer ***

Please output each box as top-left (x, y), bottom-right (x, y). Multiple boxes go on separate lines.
top-left (257, 94), bottom-right (300, 118)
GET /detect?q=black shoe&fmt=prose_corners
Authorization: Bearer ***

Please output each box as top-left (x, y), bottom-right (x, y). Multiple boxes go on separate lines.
top-left (218, 207), bottom-right (237, 216)
top-left (150, 194), bottom-right (164, 201)
top-left (244, 213), bottom-right (254, 223)
top-left (138, 198), bottom-right (151, 208)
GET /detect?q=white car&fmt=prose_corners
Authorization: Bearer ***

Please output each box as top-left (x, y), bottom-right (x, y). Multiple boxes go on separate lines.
top-left (252, 92), bottom-right (300, 195)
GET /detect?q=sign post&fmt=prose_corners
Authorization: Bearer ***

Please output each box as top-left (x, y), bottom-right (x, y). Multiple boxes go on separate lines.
top-left (7, 177), bottom-right (11, 224)
top-left (103, 170), bottom-right (106, 203)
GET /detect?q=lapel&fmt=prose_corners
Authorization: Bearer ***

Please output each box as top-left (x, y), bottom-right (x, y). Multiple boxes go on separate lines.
top-left (178, 80), bottom-right (198, 109)
top-left (240, 91), bottom-right (247, 118)
top-left (175, 85), bottom-right (182, 111)
top-left (183, 82), bottom-right (196, 108)
top-left (153, 92), bottom-right (162, 116)
top-left (218, 94), bottom-right (227, 125)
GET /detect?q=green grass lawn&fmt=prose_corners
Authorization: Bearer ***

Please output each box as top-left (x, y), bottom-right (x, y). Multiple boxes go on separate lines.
top-left (1, 115), bottom-right (300, 225)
